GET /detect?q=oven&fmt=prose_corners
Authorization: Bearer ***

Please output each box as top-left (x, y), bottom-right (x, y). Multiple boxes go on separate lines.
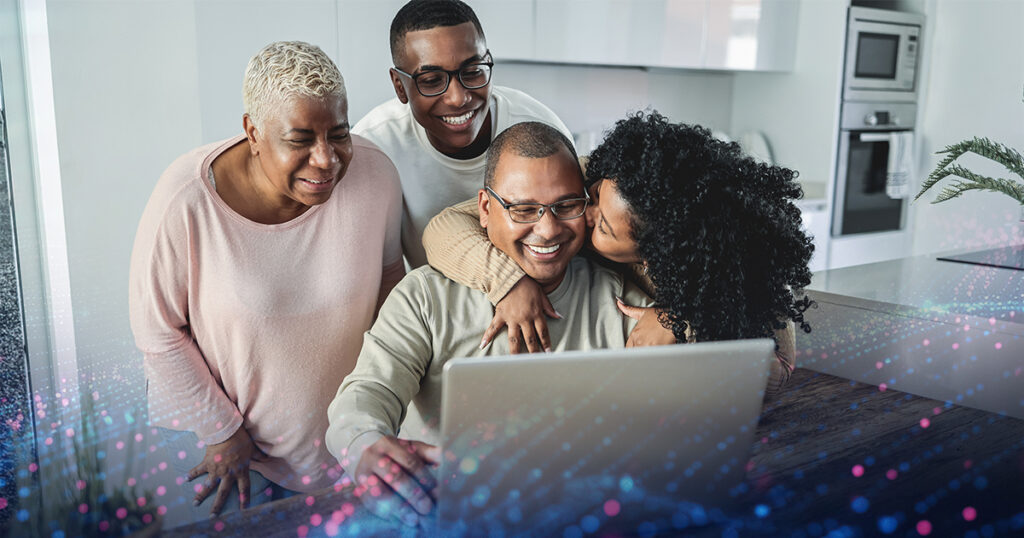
top-left (832, 101), bottom-right (917, 237)
top-left (844, 7), bottom-right (924, 103)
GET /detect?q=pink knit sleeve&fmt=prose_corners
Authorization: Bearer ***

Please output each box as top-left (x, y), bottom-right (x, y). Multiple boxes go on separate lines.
top-left (129, 190), bottom-right (242, 446)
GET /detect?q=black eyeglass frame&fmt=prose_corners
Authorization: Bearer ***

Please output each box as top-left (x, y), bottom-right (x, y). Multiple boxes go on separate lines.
top-left (393, 51), bottom-right (495, 97)
top-left (485, 186), bottom-right (590, 224)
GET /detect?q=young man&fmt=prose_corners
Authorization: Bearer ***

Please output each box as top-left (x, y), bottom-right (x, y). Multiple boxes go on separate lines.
top-left (353, 0), bottom-right (573, 267)
top-left (325, 123), bottom-right (650, 528)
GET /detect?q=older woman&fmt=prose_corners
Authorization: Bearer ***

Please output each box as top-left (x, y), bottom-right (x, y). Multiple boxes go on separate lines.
top-left (129, 42), bottom-right (403, 519)
top-left (422, 111), bottom-right (814, 393)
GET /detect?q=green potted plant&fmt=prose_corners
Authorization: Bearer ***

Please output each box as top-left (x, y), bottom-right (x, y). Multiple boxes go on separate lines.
top-left (9, 392), bottom-right (160, 537)
top-left (914, 136), bottom-right (1024, 212)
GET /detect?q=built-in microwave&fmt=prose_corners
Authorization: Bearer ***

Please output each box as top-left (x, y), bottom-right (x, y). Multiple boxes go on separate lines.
top-left (843, 7), bottom-right (924, 102)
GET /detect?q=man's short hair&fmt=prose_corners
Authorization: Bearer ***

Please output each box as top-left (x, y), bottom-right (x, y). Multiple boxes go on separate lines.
top-left (484, 122), bottom-right (580, 188)
top-left (389, 0), bottom-right (486, 65)
top-left (243, 41), bottom-right (346, 130)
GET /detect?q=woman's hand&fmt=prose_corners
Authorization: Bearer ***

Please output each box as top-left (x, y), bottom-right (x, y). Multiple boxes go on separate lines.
top-left (616, 298), bottom-right (677, 347)
top-left (188, 426), bottom-right (268, 516)
top-left (480, 277), bottom-right (562, 354)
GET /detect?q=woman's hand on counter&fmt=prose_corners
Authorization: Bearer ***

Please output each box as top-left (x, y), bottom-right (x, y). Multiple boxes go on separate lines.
top-left (188, 426), bottom-right (268, 516)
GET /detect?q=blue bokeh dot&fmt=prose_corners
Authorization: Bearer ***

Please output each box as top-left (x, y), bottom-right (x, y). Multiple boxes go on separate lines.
top-left (851, 496), bottom-right (869, 514)
top-left (877, 516), bottom-right (898, 534)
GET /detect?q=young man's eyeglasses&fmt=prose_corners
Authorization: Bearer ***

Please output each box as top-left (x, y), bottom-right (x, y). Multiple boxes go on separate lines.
top-left (393, 52), bottom-right (494, 97)
top-left (485, 186), bottom-right (590, 224)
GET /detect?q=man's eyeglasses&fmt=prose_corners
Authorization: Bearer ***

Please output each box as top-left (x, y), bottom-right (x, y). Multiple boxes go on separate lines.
top-left (486, 186), bottom-right (590, 224)
top-left (393, 51), bottom-right (494, 97)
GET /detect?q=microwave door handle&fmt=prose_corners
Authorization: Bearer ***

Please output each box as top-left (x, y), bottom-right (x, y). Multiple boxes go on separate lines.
top-left (859, 133), bottom-right (892, 142)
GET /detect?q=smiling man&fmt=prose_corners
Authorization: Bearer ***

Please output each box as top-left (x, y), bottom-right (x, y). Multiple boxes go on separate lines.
top-left (352, 0), bottom-right (573, 267)
top-left (325, 122), bottom-right (650, 528)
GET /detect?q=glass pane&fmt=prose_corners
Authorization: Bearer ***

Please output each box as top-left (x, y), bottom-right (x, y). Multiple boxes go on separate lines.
top-left (855, 32), bottom-right (899, 79)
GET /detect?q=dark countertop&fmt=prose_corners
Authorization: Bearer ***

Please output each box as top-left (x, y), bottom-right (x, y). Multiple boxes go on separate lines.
top-left (800, 251), bottom-right (1024, 420)
top-left (165, 369), bottom-right (1024, 537)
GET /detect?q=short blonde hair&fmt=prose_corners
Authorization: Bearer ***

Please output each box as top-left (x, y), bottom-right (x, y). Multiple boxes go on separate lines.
top-left (243, 41), bottom-right (346, 129)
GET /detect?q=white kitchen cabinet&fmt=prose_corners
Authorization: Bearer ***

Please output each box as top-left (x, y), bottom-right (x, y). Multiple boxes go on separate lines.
top-left (705, 0), bottom-right (799, 71)
top-left (502, 0), bottom-right (797, 71)
top-left (533, 0), bottom-right (705, 68)
top-left (473, 0), bottom-right (536, 60)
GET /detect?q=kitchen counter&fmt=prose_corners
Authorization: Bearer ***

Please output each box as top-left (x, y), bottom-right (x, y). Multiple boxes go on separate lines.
top-left (165, 369), bottom-right (1024, 537)
top-left (800, 248), bottom-right (1024, 418)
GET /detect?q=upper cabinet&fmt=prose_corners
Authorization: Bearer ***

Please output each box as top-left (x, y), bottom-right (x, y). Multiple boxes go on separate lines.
top-left (475, 0), bottom-right (799, 71)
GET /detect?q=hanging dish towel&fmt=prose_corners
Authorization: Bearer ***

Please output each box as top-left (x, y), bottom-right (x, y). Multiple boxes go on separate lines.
top-left (886, 131), bottom-right (914, 198)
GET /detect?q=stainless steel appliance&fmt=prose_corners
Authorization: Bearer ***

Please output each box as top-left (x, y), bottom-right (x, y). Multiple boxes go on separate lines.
top-left (833, 101), bottom-right (916, 236)
top-left (832, 7), bottom-right (925, 239)
top-left (843, 7), bottom-right (924, 103)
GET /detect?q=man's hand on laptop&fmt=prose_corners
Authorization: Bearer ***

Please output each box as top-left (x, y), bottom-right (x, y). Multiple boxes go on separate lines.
top-left (353, 436), bottom-right (440, 528)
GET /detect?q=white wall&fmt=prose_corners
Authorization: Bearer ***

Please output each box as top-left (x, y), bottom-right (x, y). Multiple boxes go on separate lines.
top-left (497, 63), bottom-right (734, 152)
top-left (729, 0), bottom-right (849, 272)
top-left (910, 0), bottom-right (1024, 256)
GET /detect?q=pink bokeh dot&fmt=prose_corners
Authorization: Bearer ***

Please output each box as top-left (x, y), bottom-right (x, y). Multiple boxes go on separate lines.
top-left (116, 507), bottom-right (127, 519)
top-left (920, 418), bottom-right (930, 429)
top-left (178, 450), bottom-right (186, 460)
top-left (137, 497), bottom-right (147, 507)
top-left (851, 464), bottom-right (865, 477)
top-left (116, 441), bottom-right (125, 450)
top-left (604, 499), bottom-right (621, 517)
top-left (77, 480), bottom-right (86, 490)
top-left (302, 475), bottom-right (312, 485)
top-left (989, 317), bottom-right (996, 326)
top-left (143, 514), bottom-right (153, 524)
top-left (305, 496), bottom-right (315, 507)
top-left (127, 478), bottom-right (136, 487)
top-left (875, 361), bottom-right (884, 370)
top-left (923, 339), bottom-right (930, 346)
top-left (879, 383), bottom-right (888, 392)
top-left (311, 513), bottom-right (322, 526)
top-left (916, 520), bottom-right (932, 535)
top-left (0, 498), bottom-right (8, 510)
top-left (66, 428), bottom-right (75, 437)
top-left (963, 324), bottom-right (970, 331)
top-left (135, 433), bottom-right (143, 442)
top-left (995, 342), bottom-right (1003, 350)
top-left (963, 506), bottom-right (977, 521)
top-left (214, 521), bottom-right (225, 532)
top-left (45, 437), bottom-right (53, 446)
top-left (952, 343), bottom-right (960, 350)
top-left (156, 486), bottom-right (166, 496)
top-left (194, 484), bottom-right (203, 493)
top-left (159, 462), bottom-right (167, 471)
top-left (964, 460), bottom-right (973, 469)
top-left (78, 503), bottom-right (88, 514)
top-left (158, 506), bottom-right (168, 516)
top-left (886, 469), bottom-right (898, 480)
top-left (342, 503), bottom-right (355, 516)
top-left (28, 463), bottom-right (38, 472)
top-left (297, 525), bottom-right (309, 538)
top-left (933, 407), bottom-right (942, 415)
top-left (99, 521), bottom-right (110, 532)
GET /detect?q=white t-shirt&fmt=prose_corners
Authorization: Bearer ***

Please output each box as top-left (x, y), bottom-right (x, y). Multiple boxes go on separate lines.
top-left (353, 85), bottom-right (574, 267)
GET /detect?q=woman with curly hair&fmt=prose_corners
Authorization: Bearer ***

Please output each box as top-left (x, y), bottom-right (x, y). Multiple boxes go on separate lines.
top-left (421, 110), bottom-right (814, 392)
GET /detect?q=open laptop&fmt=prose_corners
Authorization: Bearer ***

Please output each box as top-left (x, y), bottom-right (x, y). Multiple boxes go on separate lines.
top-left (435, 339), bottom-right (775, 536)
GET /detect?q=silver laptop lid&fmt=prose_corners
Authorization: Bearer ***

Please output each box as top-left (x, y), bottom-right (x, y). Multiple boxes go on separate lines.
top-left (437, 339), bottom-right (775, 536)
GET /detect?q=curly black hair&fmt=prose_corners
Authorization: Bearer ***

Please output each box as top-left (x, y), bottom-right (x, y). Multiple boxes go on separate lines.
top-left (585, 111), bottom-right (815, 344)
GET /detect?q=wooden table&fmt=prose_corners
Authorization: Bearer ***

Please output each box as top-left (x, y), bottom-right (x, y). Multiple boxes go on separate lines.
top-left (166, 369), bottom-right (1024, 537)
